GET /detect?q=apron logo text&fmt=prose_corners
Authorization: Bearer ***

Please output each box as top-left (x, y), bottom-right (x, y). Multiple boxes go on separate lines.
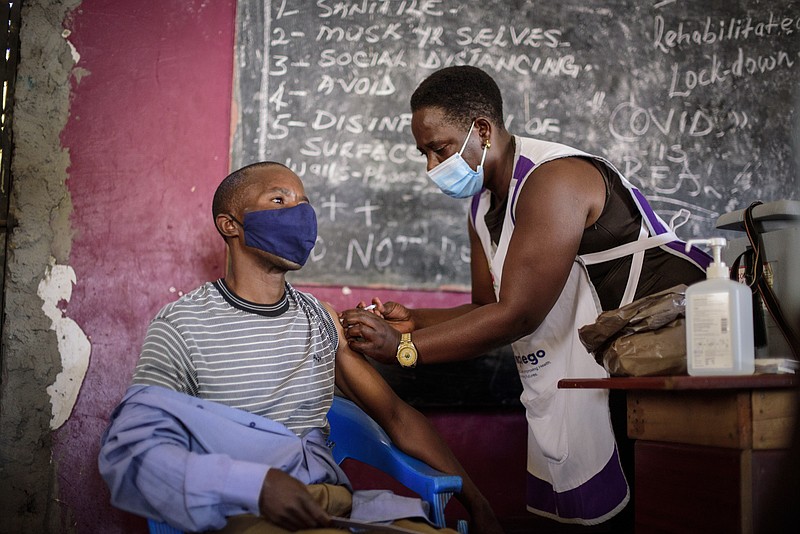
top-left (515, 349), bottom-right (546, 366)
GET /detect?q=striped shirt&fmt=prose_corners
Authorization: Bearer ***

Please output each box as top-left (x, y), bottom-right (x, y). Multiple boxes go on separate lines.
top-left (132, 279), bottom-right (338, 436)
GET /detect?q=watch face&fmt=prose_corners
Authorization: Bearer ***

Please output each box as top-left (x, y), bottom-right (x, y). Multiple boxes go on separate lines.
top-left (397, 345), bottom-right (417, 366)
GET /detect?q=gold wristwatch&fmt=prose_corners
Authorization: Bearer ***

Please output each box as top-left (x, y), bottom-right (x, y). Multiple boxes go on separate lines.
top-left (396, 333), bottom-right (418, 368)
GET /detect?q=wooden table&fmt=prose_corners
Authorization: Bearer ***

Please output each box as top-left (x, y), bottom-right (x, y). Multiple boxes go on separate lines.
top-left (559, 374), bottom-right (799, 534)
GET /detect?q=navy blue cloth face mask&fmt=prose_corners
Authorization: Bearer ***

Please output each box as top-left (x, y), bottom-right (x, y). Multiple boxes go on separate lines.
top-left (230, 203), bottom-right (318, 266)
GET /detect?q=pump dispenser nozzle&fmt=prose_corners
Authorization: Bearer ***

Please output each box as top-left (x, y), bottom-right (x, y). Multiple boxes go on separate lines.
top-left (686, 238), bottom-right (729, 279)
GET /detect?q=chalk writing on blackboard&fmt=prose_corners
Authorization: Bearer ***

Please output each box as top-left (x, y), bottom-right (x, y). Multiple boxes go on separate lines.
top-left (232, 0), bottom-right (799, 290)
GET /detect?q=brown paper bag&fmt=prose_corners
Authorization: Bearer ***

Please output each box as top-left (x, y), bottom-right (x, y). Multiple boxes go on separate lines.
top-left (578, 285), bottom-right (688, 377)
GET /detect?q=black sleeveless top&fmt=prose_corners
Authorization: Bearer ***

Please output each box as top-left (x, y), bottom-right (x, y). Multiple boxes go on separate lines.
top-left (485, 158), bottom-right (704, 311)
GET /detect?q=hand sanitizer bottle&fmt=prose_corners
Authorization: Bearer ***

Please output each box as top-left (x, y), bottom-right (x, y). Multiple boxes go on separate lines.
top-left (684, 238), bottom-right (754, 376)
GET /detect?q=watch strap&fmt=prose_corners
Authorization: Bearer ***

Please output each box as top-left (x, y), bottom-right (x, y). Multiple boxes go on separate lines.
top-left (396, 332), bottom-right (417, 368)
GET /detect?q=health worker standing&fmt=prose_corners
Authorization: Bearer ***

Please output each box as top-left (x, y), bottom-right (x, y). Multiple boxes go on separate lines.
top-left (340, 66), bottom-right (711, 528)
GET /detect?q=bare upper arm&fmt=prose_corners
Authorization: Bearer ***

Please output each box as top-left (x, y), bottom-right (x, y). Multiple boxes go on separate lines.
top-left (468, 222), bottom-right (497, 306)
top-left (496, 157), bottom-right (606, 327)
top-left (320, 301), bottom-right (403, 429)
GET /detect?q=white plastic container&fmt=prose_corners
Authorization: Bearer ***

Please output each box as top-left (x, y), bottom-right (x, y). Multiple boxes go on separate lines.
top-left (684, 238), bottom-right (754, 376)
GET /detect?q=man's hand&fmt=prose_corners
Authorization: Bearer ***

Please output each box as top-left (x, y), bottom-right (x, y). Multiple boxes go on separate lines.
top-left (258, 469), bottom-right (330, 530)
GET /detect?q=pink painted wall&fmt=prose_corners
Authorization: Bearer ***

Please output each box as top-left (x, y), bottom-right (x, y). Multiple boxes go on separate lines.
top-left (57, 2), bottom-right (237, 531)
top-left (55, 1), bottom-right (529, 532)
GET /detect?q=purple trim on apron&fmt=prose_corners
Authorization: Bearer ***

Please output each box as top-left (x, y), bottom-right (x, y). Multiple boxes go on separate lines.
top-left (526, 446), bottom-right (628, 521)
top-left (667, 241), bottom-right (712, 268)
top-left (631, 187), bottom-right (671, 236)
top-left (470, 193), bottom-right (482, 224)
top-left (510, 156), bottom-right (536, 225)
top-left (630, 188), bottom-right (712, 269)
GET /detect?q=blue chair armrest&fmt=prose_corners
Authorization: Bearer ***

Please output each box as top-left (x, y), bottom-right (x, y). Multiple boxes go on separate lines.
top-left (147, 518), bottom-right (184, 534)
top-left (327, 396), bottom-right (462, 528)
top-left (147, 396), bottom-right (467, 534)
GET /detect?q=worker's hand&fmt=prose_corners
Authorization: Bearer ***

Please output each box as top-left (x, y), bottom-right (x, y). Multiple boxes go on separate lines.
top-left (377, 300), bottom-right (415, 333)
top-left (346, 298), bottom-right (415, 334)
top-left (258, 469), bottom-right (330, 530)
top-left (352, 300), bottom-right (384, 317)
top-left (339, 307), bottom-right (402, 365)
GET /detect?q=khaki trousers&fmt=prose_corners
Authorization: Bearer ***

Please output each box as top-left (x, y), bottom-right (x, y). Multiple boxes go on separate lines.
top-left (215, 484), bottom-right (457, 534)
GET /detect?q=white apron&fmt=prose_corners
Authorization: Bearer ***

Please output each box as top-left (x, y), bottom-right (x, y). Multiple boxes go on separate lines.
top-left (469, 137), bottom-right (709, 524)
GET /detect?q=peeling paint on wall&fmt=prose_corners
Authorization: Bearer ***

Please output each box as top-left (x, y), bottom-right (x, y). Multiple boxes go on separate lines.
top-left (38, 260), bottom-right (91, 430)
top-left (0, 1), bottom-right (82, 532)
top-left (37, 0), bottom-right (237, 530)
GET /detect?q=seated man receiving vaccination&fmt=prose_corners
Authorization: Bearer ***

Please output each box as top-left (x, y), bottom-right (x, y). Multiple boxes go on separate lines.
top-left (98, 162), bottom-right (502, 534)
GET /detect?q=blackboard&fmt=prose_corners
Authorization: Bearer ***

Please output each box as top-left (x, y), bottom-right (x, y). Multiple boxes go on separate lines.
top-left (232, 0), bottom-right (800, 291)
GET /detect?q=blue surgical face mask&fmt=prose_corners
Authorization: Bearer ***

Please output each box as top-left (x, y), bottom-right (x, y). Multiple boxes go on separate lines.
top-left (426, 121), bottom-right (488, 198)
top-left (230, 203), bottom-right (318, 266)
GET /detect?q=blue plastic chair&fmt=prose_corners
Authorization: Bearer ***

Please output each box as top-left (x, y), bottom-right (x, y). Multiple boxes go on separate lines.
top-left (147, 395), bottom-right (466, 533)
